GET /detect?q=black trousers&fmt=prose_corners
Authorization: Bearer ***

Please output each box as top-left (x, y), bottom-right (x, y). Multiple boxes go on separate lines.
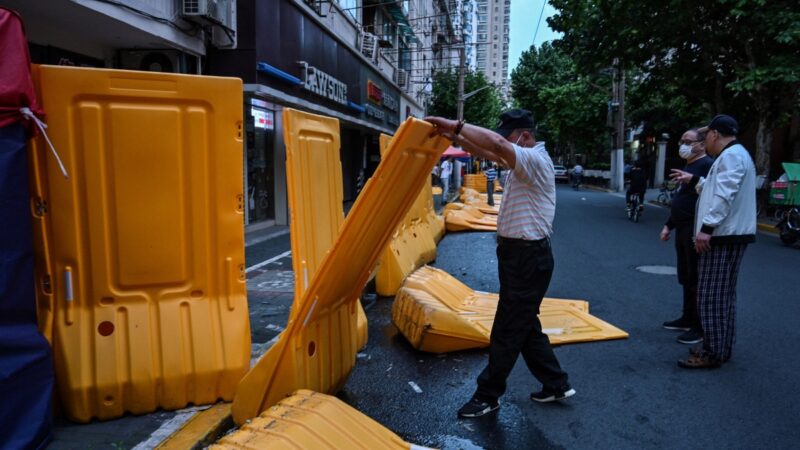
top-left (475, 237), bottom-right (569, 402)
top-left (674, 224), bottom-right (701, 331)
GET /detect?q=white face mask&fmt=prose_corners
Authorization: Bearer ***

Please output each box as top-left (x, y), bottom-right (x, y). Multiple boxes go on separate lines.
top-left (679, 144), bottom-right (694, 159)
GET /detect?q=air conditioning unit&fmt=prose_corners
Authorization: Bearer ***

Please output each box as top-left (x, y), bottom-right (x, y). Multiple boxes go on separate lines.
top-left (360, 32), bottom-right (379, 61)
top-left (181, 0), bottom-right (237, 48)
top-left (118, 50), bottom-right (186, 73)
top-left (394, 69), bottom-right (408, 90)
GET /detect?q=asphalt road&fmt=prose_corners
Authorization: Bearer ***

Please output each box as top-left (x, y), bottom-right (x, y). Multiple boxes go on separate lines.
top-left (342, 185), bottom-right (800, 449)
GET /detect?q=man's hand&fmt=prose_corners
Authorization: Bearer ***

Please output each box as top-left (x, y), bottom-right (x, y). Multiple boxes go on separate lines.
top-left (670, 169), bottom-right (693, 184)
top-left (424, 116), bottom-right (457, 138)
top-left (660, 225), bottom-right (671, 242)
top-left (694, 231), bottom-right (711, 253)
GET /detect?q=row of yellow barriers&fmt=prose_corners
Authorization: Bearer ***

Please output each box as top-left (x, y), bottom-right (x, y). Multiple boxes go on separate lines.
top-left (28, 64), bottom-right (446, 445)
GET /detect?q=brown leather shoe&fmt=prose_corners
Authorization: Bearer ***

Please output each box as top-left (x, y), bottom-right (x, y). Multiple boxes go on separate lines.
top-left (689, 346), bottom-right (703, 357)
top-left (678, 355), bottom-right (721, 369)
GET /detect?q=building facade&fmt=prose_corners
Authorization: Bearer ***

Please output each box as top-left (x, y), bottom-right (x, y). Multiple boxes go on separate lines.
top-left (9, 0), bottom-right (463, 231)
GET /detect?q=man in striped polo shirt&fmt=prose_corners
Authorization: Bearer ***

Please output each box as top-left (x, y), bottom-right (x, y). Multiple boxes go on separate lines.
top-left (426, 109), bottom-right (574, 419)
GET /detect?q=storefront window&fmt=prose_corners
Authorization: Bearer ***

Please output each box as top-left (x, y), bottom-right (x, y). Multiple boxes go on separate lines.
top-left (245, 105), bottom-right (276, 224)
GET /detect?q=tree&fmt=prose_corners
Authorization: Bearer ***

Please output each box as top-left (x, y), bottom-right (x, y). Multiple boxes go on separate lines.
top-left (427, 69), bottom-right (503, 130)
top-left (548, 0), bottom-right (800, 177)
top-left (511, 43), bottom-right (608, 164)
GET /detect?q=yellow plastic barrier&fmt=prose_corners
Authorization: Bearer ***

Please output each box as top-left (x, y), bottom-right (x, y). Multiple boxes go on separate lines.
top-left (214, 390), bottom-right (415, 449)
top-left (231, 116), bottom-right (448, 424)
top-left (460, 188), bottom-right (501, 215)
top-left (280, 109), bottom-right (368, 348)
top-left (443, 203), bottom-right (498, 232)
top-left (463, 173), bottom-right (502, 193)
top-left (375, 133), bottom-right (443, 296)
top-left (29, 65), bottom-right (250, 422)
top-left (393, 266), bottom-right (627, 353)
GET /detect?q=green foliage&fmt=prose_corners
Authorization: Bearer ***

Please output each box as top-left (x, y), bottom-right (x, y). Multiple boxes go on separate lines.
top-left (547, 0), bottom-right (800, 176)
top-left (510, 43), bottom-right (608, 163)
top-left (428, 69), bottom-right (503, 130)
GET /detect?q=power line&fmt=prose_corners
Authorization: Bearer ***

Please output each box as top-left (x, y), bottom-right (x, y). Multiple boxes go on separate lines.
top-left (532, 0), bottom-right (548, 46)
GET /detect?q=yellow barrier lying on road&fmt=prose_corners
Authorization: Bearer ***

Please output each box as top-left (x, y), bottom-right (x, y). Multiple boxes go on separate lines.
top-left (393, 266), bottom-right (628, 353)
top-left (29, 65), bottom-right (250, 422)
top-left (375, 134), bottom-right (445, 296)
top-left (214, 390), bottom-right (416, 449)
top-left (443, 203), bottom-right (498, 232)
top-left (460, 187), bottom-right (501, 215)
top-left (231, 114), bottom-right (448, 425)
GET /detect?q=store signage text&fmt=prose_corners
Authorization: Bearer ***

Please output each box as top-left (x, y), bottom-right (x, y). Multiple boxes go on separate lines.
top-left (367, 80), bottom-right (383, 104)
top-left (364, 104), bottom-right (385, 121)
top-left (251, 107), bottom-right (274, 130)
top-left (299, 61), bottom-right (348, 105)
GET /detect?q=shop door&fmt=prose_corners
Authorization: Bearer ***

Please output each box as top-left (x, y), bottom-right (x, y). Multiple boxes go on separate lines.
top-left (246, 106), bottom-right (276, 223)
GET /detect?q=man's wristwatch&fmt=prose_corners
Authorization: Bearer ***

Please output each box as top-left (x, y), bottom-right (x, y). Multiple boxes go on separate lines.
top-left (454, 119), bottom-right (466, 136)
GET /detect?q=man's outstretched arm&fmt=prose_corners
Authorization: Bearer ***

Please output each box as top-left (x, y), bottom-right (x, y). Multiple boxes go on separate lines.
top-left (425, 117), bottom-right (517, 169)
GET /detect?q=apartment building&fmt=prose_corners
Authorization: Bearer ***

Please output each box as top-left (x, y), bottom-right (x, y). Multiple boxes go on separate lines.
top-left (472, 0), bottom-right (510, 97)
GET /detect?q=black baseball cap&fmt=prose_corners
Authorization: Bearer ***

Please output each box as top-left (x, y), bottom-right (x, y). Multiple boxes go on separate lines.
top-left (495, 109), bottom-right (534, 138)
top-left (701, 114), bottom-right (739, 136)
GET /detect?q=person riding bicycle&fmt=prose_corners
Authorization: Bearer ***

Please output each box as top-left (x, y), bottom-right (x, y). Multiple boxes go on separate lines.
top-left (626, 160), bottom-right (648, 211)
top-left (572, 163), bottom-right (584, 188)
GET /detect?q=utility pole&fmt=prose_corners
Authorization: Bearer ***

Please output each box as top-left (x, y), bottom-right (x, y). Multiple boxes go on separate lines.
top-left (456, 44), bottom-right (465, 123)
top-left (611, 58), bottom-right (625, 192)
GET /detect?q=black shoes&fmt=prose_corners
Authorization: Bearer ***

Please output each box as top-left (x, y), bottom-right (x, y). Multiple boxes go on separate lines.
top-left (663, 317), bottom-right (692, 331)
top-left (530, 385), bottom-right (576, 403)
top-left (457, 397), bottom-right (499, 418)
top-left (677, 329), bottom-right (704, 344)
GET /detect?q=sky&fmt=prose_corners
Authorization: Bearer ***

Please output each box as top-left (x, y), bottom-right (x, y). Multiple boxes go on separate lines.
top-left (508, 0), bottom-right (562, 74)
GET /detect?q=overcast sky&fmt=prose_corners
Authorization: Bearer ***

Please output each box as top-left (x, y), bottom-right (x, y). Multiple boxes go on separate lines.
top-left (508, 0), bottom-right (562, 74)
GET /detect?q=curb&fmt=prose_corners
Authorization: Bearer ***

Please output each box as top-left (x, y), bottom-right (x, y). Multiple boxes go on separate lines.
top-left (156, 403), bottom-right (233, 450)
top-left (757, 222), bottom-right (779, 235)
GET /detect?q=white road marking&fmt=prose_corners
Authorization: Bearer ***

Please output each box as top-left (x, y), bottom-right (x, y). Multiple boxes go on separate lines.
top-left (245, 250), bottom-right (292, 273)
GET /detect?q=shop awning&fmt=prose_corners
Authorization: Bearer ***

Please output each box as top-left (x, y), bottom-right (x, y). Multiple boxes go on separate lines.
top-left (384, 2), bottom-right (420, 44)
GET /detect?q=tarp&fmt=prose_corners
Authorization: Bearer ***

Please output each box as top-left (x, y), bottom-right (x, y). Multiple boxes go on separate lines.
top-left (0, 7), bottom-right (44, 135)
top-left (0, 122), bottom-right (54, 450)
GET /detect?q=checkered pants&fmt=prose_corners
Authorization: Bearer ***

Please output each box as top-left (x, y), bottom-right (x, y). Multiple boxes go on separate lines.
top-left (697, 243), bottom-right (748, 362)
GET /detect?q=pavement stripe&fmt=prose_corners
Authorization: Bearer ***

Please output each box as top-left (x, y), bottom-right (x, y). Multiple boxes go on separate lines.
top-left (132, 406), bottom-right (209, 450)
top-left (246, 250), bottom-right (292, 273)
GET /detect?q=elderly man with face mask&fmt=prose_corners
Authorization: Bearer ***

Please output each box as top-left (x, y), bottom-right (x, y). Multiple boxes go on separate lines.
top-left (670, 114), bottom-right (757, 369)
top-left (660, 128), bottom-right (714, 345)
top-left (425, 109), bottom-right (573, 418)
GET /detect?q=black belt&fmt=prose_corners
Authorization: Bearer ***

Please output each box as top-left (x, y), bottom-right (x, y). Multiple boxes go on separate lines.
top-left (496, 235), bottom-right (549, 247)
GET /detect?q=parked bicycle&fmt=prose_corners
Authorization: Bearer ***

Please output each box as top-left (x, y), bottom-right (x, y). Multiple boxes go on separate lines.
top-left (656, 180), bottom-right (678, 206)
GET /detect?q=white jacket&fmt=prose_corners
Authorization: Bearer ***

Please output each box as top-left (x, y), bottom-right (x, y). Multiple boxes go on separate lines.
top-left (694, 142), bottom-right (757, 243)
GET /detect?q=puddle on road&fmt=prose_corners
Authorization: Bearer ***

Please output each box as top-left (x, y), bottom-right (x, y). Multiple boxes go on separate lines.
top-left (415, 435), bottom-right (483, 450)
top-left (635, 265), bottom-right (677, 275)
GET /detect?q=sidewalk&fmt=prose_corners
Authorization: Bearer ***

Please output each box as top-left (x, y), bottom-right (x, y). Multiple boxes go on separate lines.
top-left (582, 184), bottom-right (780, 234)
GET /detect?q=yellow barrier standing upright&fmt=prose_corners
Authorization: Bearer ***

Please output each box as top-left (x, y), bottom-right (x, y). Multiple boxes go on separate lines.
top-left (232, 116), bottom-right (448, 425)
top-left (280, 109), bottom-right (368, 349)
top-left (28, 65), bottom-right (250, 422)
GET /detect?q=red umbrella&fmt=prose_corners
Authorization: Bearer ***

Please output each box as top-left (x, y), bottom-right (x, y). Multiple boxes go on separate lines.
top-left (442, 146), bottom-right (470, 158)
